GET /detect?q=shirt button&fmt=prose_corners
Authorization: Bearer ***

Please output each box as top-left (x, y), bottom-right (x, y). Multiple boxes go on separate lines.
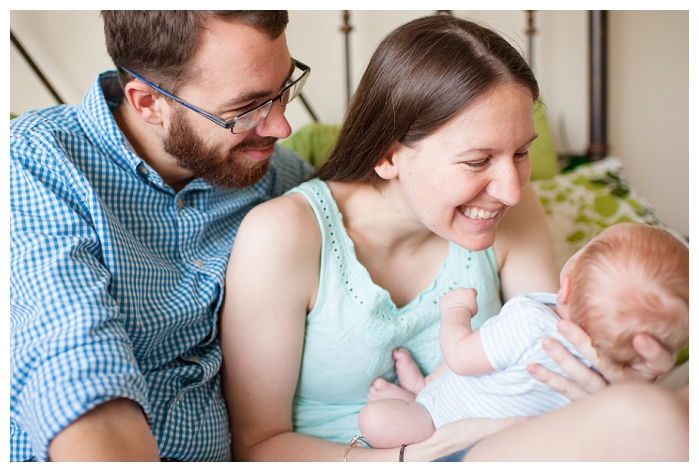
top-left (176, 199), bottom-right (184, 211)
top-left (193, 259), bottom-right (205, 267)
top-left (178, 393), bottom-right (185, 402)
top-left (137, 165), bottom-right (149, 176)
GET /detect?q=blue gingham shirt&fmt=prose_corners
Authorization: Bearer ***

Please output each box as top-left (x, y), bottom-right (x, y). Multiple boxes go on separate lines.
top-left (9, 71), bottom-right (312, 461)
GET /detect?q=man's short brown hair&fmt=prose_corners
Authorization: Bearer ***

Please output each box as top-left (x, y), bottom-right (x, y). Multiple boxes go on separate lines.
top-left (101, 10), bottom-right (289, 93)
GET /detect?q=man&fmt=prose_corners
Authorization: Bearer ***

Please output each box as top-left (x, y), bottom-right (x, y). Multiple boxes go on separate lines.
top-left (10, 11), bottom-right (312, 461)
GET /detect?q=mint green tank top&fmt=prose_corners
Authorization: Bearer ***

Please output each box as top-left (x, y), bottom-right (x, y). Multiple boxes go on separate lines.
top-left (286, 179), bottom-right (502, 444)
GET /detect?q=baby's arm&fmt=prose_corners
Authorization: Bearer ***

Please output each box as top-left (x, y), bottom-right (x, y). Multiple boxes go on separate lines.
top-left (439, 288), bottom-right (494, 376)
top-left (359, 398), bottom-right (436, 449)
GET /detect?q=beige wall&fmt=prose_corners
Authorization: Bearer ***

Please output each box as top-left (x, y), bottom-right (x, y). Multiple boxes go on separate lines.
top-left (10, 10), bottom-right (689, 236)
top-left (608, 11), bottom-right (689, 236)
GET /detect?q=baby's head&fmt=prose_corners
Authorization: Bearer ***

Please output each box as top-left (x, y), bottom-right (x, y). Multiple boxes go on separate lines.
top-left (559, 223), bottom-right (689, 366)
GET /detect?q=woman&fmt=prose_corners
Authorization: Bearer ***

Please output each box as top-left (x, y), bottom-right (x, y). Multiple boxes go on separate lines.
top-left (220, 15), bottom-right (680, 461)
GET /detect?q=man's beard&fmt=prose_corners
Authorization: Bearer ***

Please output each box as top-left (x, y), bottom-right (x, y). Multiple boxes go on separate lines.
top-left (163, 107), bottom-right (274, 189)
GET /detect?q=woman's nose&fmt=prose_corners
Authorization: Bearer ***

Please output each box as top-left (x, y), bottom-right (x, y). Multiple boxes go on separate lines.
top-left (486, 159), bottom-right (526, 206)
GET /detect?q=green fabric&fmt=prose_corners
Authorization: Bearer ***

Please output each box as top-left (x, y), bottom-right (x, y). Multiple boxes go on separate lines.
top-left (280, 123), bottom-right (341, 168)
top-left (529, 102), bottom-right (560, 180)
top-left (561, 155), bottom-right (592, 173)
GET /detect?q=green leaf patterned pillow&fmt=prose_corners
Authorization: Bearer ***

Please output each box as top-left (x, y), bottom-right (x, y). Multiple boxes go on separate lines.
top-left (531, 157), bottom-right (685, 270)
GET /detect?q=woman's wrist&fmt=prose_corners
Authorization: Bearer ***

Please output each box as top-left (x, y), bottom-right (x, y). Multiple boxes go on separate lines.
top-left (399, 431), bottom-right (460, 462)
top-left (344, 436), bottom-right (370, 462)
top-left (341, 429), bottom-right (465, 462)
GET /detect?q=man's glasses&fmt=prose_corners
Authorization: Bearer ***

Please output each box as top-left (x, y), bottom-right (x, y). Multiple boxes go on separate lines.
top-left (121, 59), bottom-right (310, 134)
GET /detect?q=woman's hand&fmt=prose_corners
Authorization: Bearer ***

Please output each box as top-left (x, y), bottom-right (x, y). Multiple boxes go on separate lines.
top-left (528, 319), bottom-right (677, 401)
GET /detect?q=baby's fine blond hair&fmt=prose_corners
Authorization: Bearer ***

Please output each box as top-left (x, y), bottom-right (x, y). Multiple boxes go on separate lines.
top-left (567, 223), bottom-right (689, 366)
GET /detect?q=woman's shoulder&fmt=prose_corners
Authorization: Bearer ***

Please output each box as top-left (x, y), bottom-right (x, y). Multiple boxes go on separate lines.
top-left (236, 191), bottom-right (321, 255)
top-left (229, 194), bottom-right (322, 296)
top-left (230, 192), bottom-right (321, 301)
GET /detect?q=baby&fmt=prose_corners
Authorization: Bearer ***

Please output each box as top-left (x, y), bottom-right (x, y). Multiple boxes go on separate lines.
top-left (358, 223), bottom-right (689, 448)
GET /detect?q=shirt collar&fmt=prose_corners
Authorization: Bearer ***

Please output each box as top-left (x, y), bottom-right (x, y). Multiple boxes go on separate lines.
top-left (77, 71), bottom-right (152, 176)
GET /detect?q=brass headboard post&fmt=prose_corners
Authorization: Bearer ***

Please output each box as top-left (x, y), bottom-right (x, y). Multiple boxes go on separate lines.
top-left (525, 11), bottom-right (536, 68)
top-left (340, 10), bottom-right (353, 109)
top-left (588, 10), bottom-right (608, 161)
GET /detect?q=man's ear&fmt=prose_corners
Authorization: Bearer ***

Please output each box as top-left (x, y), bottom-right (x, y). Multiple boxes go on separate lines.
top-left (374, 143), bottom-right (401, 180)
top-left (556, 274), bottom-right (572, 306)
top-left (123, 81), bottom-right (166, 125)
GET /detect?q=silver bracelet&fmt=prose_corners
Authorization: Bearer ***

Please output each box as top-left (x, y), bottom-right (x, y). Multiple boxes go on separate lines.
top-left (344, 435), bottom-right (370, 462)
top-left (399, 444), bottom-right (408, 462)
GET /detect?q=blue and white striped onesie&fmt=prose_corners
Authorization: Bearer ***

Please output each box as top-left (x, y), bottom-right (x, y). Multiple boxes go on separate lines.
top-left (416, 293), bottom-right (591, 427)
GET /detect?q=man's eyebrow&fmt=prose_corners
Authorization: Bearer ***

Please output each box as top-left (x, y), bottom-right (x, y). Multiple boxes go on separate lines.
top-left (218, 60), bottom-right (296, 110)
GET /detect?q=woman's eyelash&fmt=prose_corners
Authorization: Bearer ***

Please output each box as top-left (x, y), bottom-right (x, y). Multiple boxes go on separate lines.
top-left (465, 159), bottom-right (489, 168)
top-left (465, 151), bottom-right (529, 168)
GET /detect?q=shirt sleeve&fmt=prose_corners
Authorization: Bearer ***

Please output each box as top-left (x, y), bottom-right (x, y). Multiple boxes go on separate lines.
top-left (478, 296), bottom-right (558, 372)
top-left (10, 129), bottom-right (151, 461)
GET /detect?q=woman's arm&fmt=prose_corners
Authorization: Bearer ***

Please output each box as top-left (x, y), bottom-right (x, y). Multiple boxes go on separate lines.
top-left (494, 183), bottom-right (559, 301)
top-left (220, 194), bottom-right (329, 460)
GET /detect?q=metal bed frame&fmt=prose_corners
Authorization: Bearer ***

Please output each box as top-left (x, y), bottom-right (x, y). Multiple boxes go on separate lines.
top-left (11, 10), bottom-right (608, 162)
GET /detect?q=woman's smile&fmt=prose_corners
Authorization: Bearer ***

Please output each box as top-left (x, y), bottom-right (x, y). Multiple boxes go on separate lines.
top-left (459, 206), bottom-right (500, 220)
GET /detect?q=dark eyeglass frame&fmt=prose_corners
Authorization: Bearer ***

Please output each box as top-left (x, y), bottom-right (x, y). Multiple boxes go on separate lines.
top-left (121, 59), bottom-right (310, 134)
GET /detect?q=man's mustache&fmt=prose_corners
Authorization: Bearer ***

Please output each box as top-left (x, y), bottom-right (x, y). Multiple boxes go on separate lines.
top-left (233, 137), bottom-right (278, 153)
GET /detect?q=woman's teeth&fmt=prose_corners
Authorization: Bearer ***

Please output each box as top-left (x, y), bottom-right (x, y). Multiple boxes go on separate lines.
top-left (461, 207), bottom-right (499, 220)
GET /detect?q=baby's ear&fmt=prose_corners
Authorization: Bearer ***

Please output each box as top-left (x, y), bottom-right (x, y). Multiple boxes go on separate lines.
top-left (557, 274), bottom-right (572, 306)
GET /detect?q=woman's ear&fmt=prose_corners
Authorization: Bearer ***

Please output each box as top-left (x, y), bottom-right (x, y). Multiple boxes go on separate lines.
top-left (123, 81), bottom-right (166, 125)
top-left (374, 143), bottom-right (401, 180)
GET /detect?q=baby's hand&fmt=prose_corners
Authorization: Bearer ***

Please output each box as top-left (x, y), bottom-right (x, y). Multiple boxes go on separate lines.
top-left (439, 288), bottom-right (478, 319)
